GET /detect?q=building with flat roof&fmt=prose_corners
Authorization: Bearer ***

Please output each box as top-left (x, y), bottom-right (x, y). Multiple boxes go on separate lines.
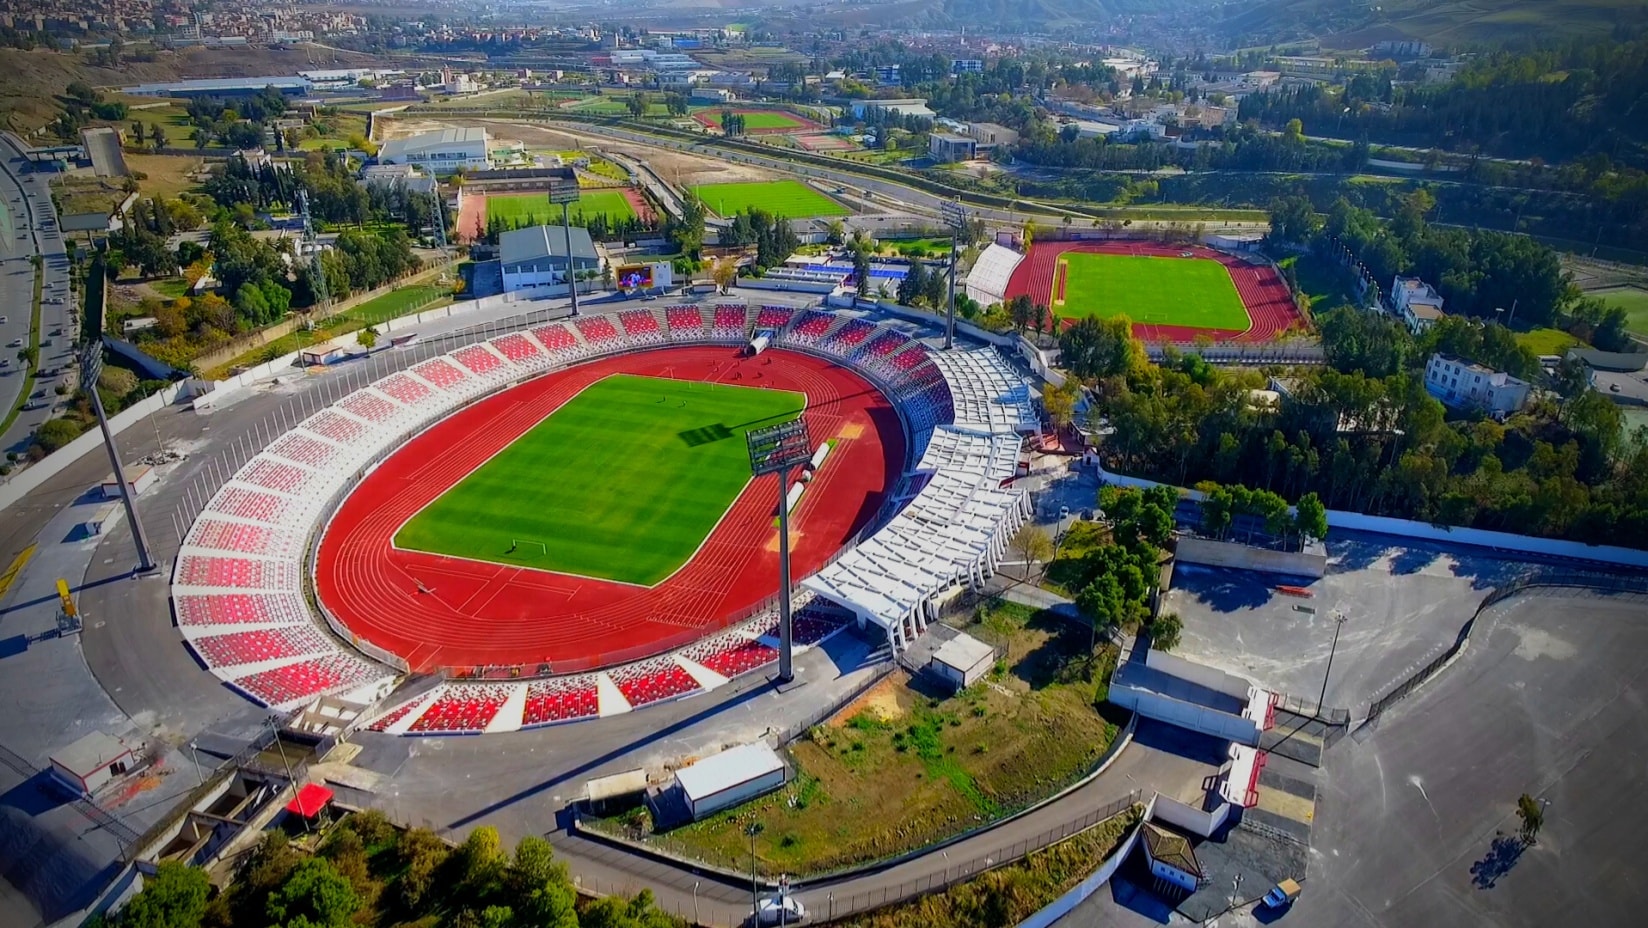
top-left (672, 742), bottom-right (786, 820)
top-left (929, 132), bottom-right (977, 163)
top-left (499, 224), bottom-right (601, 294)
top-left (1424, 353), bottom-right (1531, 415)
top-left (967, 122), bottom-right (1018, 150)
top-left (1391, 276), bottom-right (1446, 333)
top-left (123, 76), bottom-right (312, 97)
top-left (378, 127), bottom-right (490, 174)
top-left (931, 632), bottom-right (995, 691)
top-left (49, 732), bottom-right (137, 797)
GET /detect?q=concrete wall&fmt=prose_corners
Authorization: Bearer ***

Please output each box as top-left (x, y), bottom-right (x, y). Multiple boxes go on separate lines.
top-left (1174, 536), bottom-right (1327, 579)
top-left (0, 383), bottom-right (187, 511)
top-left (1109, 685), bottom-right (1261, 747)
top-left (1151, 793), bottom-right (1234, 839)
top-left (1143, 650), bottom-right (1253, 701)
top-left (1015, 796), bottom-right (1155, 928)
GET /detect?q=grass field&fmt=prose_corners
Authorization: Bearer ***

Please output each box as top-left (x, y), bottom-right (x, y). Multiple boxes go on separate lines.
top-left (123, 154), bottom-right (205, 200)
top-left (485, 189), bottom-right (637, 226)
top-left (1057, 253), bottom-right (1251, 330)
top-left (1594, 286), bottom-right (1648, 336)
top-left (695, 109), bottom-right (808, 131)
top-left (395, 374), bottom-right (804, 585)
top-left (690, 180), bottom-right (849, 219)
top-left (1514, 326), bottom-right (1581, 356)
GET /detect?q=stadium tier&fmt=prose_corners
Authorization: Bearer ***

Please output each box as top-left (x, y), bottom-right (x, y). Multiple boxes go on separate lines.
top-left (237, 458), bottom-right (313, 495)
top-left (755, 305), bottom-right (794, 329)
top-left (490, 332), bottom-right (543, 365)
top-left (376, 372), bottom-right (436, 407)
top-left (712, 304), bottom-right (749, 339)
top-left (452, 343), bottom-right (507, 377)
top-left (339, 390), bottom-right (402, 425)
top-left (412, 358), bottom-right (470, 390)
top-left (665, 305), bottom-right (705, 335)
top-left (574, 316), bottom-right (621, 345)
top-left (303, 410), bottom-right (368, 445)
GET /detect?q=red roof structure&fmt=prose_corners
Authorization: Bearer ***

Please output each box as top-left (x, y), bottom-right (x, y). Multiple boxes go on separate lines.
top-left (286, 782), bottom-right (334, 817)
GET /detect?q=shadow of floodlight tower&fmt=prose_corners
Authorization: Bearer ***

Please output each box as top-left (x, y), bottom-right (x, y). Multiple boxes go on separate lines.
top-left (80, 339), bottom-right (155, 572)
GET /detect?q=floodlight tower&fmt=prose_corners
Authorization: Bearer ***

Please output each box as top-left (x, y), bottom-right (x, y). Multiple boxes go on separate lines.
top-left (548, 176), bottom-right (583, 316)
top-left (941, 199), bottom-right (968, 350)
top-left (747, 419), bottom-right (812, 683)
top-left (298, 190), bottom-right (330, 324)
top-left (81, 341), bottom-right (154, 572)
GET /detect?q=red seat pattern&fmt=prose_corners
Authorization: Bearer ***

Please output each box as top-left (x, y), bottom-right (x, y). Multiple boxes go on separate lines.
top-left (490, 333), bottom-right (542, 364)
top-left (238, 459), bottom-right (311, 495)
top-left (666, 306), bottom-right (704, 331)
top-left (377, 373), bottom-right (435, 407)
top-left (174, 592), bottom-right (309, 626)
top-left (175, 555), bottom-right (298, 590)
top-left (827, 318), bottom-right (876, 347)
top-left (574, 316), bottom-right (620, 345)
top-left (187, 520), bottom-right (277, 555)
top-left (712, 305), bottom-right (748, 337)
top-left (618, 308), bottom-right (662, 335)
top-left (367, 694), bottom-right (431, 732)
top-left (412, 358), bottom-right (469, 390)
top-left (208, 487), bottom-right (291, 524)
top-left (792, 311), bottom-right (834, 338)
top-left (339, 391), bottom-right (400, 424)
top-left (863, 330), bottom-right (910, 357)
top-left (191, 625), bottom-right (331, 668)
top-left (522, 676), bottom-right (600, 726)
top-left (756, 306), bottom-right (793, 329)
top-left (610, 659), bottom-right (701, 707)
top-left (453, 344), bottom-right (504, 376)
top-left (684, 634), bottom-right (779, 679)
top-left (408, 683), bottom-right (512, 733)
top-left (230, 653), bottom-right (385, 706)
top-left (890, 344), bottom-right (929, 372)
top-left (791, 608), bottom-right (848, 645)
top-left (531, 323), bottom-right (580, 353)
top-left (268, 432), bottom-right (339, 469)
top-left (304, 410), bottom-right (367, 445)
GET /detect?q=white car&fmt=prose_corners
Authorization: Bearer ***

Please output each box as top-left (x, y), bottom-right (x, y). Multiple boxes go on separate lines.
top-left (755, 896), bottom-right (805, 925)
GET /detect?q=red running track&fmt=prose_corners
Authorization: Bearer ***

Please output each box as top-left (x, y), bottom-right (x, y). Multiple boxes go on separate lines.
top-left (314, 347), bottom-right (905, 674)
top-left (1002, 240), bottom-right (1304, 343)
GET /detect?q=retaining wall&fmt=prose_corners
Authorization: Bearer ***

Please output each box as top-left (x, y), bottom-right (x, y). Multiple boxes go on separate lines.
top-left (1015, 796), bottom-right (1156, 928)
top-left (1175, 536), bottom-right (1327, 578)
top-left (1151, 793), bottom-right (1234, 838)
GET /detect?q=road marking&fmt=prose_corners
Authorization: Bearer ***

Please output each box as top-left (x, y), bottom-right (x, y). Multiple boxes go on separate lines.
top-left (0, 543), bottom-right (37, 601)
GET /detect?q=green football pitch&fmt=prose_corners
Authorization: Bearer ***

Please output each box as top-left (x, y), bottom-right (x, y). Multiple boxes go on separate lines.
top-left (393, 374), bottom-right (804, 586)
top-left (486, 189), bottom-right (637, 226)
top-left (1056, 253), bottom-right (1252, 331)
top-left (689, 180), bottom-right (850, 219)
top-left (696, 110), bottom-right (808, 130)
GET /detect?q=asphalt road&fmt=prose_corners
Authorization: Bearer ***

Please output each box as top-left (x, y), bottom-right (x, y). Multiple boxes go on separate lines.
top-left (0, 132), bottom-right (74, 458)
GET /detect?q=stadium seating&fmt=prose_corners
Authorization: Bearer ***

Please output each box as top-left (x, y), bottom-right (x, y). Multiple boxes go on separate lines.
top-left (267, 432), bottom-right (339, 469)
top-left (791, 607), bottom-right (849, 646)
top-left (185, 520), bottom-right (278, 556)
top-left (712, 305), bottom-right (749, 340)
top-left (237, 459), bottom-right (312, 495)
top-left (889, 343), bottom-right (929, 372)
top-left (367, 695), bottom-right (431, 732)
top-left (755, 306), bottom-right (794, 329)
top-left (174, 555), bottom-right (300, 591)
top-left (190, 625), bottom-right (332, 668)
top-left (451, 344), bottom-right (506, 378)
top-left (207, 487), bottom-right (292, 524)
top-left (530, 323), bottom-right (587, 362)
top-left (230, 653), bottom-right (388, 708)
top-left (681, 632), bottom-right (779, 679)
top-left (522, 676), bottom-right (601, 727)
top-left (375, 372), bottom-right (436, 408)
top-left (173, 592), bottom-right (310, 627)
top-left (618, 309), bottom-right (667, 346)
top-left (338, 391), bottom-right (402, 425)
top-left (408, 683), bottom-right (514, 733)
top-left (303, 410), bottom-right (368, 446)
top-left (665, 305), bottom-right (704, 336)
top-left (824, 318), bottom-right (877, 353)
top-left (609, 658), bottom-right (702, 707)
top-left (489, 333), bottom-right (543, 366)
top-left (574, 316), bottom-right (621, 347)
top-left (860, 329), bottom-right (910, 359)
top-left (411, 358), bottom-right (471, 391)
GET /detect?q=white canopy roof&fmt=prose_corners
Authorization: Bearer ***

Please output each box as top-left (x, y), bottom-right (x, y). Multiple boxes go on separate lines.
top-left (929, 348), bottom-right (1038, 436)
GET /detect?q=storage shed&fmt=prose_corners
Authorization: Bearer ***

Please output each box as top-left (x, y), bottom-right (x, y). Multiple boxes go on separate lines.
top-left (673, 743), bottom-right (786, 821)
top-left (49, 732), bottom-right (136, 797)
top-left (101, 465), bottom-right (155, 500)
top-left (930, 632), bottom-right (995, 691)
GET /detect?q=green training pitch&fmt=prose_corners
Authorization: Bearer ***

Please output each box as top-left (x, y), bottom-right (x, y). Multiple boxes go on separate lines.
top-left (1593, 286), bottom-right (1648, 336)
top-left (690, 180), bottom-right (850, 219)
top-left (1056, 253), bottom-right (1251, 331)
top-left (393, 374), bottom-right (805, 586)
top-left (696, 110), bottom-right (808, 130)
top-left (486, 190), bottom-right (637, 226)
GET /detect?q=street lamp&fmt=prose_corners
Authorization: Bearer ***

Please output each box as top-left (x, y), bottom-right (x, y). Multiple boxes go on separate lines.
top-left (940, 199), bottom-right (968, 351)
top-left (548, 176), bottom-right (583, 317)
top-left (80, 341), bottom-right (154, 572)
top-left (745, 821), bottom-right (765, 924)
top-left (747, 419), bottom-right (812, 683)
top-left (1317, 609), bottom-right (1348, 711)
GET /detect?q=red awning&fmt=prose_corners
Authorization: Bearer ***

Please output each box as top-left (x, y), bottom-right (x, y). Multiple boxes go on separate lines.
top-left (286, 783), bottom-right (334, 817)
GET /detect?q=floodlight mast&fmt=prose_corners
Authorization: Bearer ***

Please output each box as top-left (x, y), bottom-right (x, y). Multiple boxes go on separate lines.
top-left (941, 200), bottom-right (968, 351)
top-left (747, 419), bottom-right (812, 683)
top-left (548, 177), bottom-right (582, 317)
top-left (81, 342), bottom-right (155, 572)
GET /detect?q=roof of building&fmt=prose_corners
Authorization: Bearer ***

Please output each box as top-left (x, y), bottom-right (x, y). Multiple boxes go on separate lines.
top-left (586, 768), bottom-right (649, 803)
top-left (931, 132), bottom-right (975, 143)
top-left (50, 731), bottom-right (132, 777)
top-left (1396, 276), bottom-right (1444, 305)
top-left (1409, 303), bottom-right (1445, 320)
top-left (1567, 348), bottom-right (1648, 373)
top-left (933, 632), bottom-right (994, 673)
top-left (379, 127), bottom-right (488, 162)
top-left (674, 742), bottom-right (784, 802)
top-left (1431, 353), bottom-right (1528, 387)
top-left (499, 224), bottom-right (599, 266)
top-left (123, 76), bottom-right (311, 94)
top-left (287, 782), bottom-right (334, 817)
top-left (1142, 822), bottom-right (1203, 877)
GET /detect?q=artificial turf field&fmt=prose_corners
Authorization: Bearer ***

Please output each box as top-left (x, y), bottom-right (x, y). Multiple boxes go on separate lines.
top-left (690, 180), bottom-right (850, 219)
top-left (695, 110), bottom-right (809, 130)
top-left (485, 189), bottom-right (637, 226)
top-left (394, 374), bottom-right (804, 586)
top-left (1057, 253), bottom-right (1252, 331)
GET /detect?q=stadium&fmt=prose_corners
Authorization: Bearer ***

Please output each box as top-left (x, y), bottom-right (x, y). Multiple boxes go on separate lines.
top-left (171, 303), bottom-right (1037, 735)
top-left (1000, 240), bottom-right (1304, 342)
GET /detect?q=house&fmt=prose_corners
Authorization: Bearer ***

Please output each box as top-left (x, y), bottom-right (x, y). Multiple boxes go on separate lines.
top-left (359, 163), bottom-right (437, 197)
top-left (1391, 276), bottom-right (1446, 333)
top-left (952, 59), bottom-right (984, 74)
top-left (1140, 822), bottom-right (1204, 893)
top-left (929, 132), bottom-right (977, 163)
top-left (966, 122), bottom-right (1018, 151)
top-left (1424, 354), bottom-right (1531, 415)
top-left (499, 224), bottom-right (602, 294)
top-left (377, 127), bottom-right (491, 174)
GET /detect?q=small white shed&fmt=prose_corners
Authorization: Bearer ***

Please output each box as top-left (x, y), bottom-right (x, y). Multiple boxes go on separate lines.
top-left (101, 465), bottom-right (155, 500)
top-left (674, 743), bottom-right (786, 821)
top-left (49, 732), bottom-right (136, 797)
top-left (931, 633), bottom-right (995, 691)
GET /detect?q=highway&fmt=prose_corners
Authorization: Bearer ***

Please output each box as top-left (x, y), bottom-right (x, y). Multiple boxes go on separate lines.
top-left (0, 132), bottom-right (74, 459)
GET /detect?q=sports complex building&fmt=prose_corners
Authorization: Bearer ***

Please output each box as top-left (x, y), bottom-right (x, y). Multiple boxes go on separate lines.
top-left (170, 302), bottom-right (1039, 735)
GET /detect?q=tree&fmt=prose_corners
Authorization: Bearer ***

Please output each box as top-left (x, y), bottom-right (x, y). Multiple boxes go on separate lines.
top-left (1516, 794), bottom-right (1544, 845)
top-left (1011, 523), bottom-right (1053, 575)
top-left (1042, 380), bottom-right (1080, 429)
top-left (1267, 195), bottom-right (1320, 245)
top-left (151, 124), bottom-right (168, 149)
top-left (15, 346), bottom-right (36, 368)
top-left (357, 327), bottom-right (378, 349)
top-left (116, 861), bottom-right (209, 928)
top-left (31, 419), bottom-right (83, 455)
top-left (851, 244), bottom-right (872, 298)
top-left (711, 256), bottom-right (738, 294)
top-left (626, 95), bottom-right (646, 119)
top-left (1295, 491), bottom-right (1329, 541)
top-left (265, 857), bottom-right (359, 928)
top-left (1145, 611), bottom-right (1182, 652)
top-left (1059, 315), bottom-right (1141, 381)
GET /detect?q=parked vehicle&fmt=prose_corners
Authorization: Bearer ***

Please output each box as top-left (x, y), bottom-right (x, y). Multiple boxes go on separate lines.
top-left (1263, 879), bottom-right (1302, 908)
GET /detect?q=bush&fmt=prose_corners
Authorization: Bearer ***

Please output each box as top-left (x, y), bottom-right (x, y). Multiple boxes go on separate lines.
top-left (31, 418), bottom-right (85, 455)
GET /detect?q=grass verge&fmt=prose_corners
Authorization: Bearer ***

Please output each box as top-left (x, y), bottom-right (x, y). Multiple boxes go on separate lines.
top-left (204, 280), bottom-right (450, 379)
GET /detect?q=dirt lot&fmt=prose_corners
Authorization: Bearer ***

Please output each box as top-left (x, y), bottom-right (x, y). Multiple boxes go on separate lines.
top-left (377, 116), bottom-right (777, 187)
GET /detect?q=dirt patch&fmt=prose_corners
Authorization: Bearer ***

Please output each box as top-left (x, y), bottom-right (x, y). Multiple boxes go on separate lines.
top-left (830, 672), bottom-right (908, 726)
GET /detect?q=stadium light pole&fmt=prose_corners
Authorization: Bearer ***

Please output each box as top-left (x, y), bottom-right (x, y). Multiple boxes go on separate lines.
top-left (941, 199), bottom-right (968, 351)
top-left (549, 176), bottom-right (582, 317)
top-left (1317, 608), bottom-right (1348, 712)
top-left (81, 341), bottom-right (155, 572)
top-left (747, 418), bottom-right (812, 684)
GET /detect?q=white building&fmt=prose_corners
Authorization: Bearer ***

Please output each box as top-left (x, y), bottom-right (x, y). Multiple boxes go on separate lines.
top-left (672, 742), bottom-right (786, 820)
top-left (377, 128), bottom-right (490, 174)
top-left (49, 732), bottom-right (137, 797)
top-left (931, 632), bottom-right (994, 691)
top-left (1391, 276), bottom-right (1446, 333)
top-left (499, 224), bottom-right (602, 294)
top-left (1425, 353), bottom-right (1531, 415)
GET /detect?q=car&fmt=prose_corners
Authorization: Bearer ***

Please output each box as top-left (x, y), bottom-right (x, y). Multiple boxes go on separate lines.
top-left (6, 338), bottom-right (20, 347)
top-left (1263, 879), bottom-right (1302, 909)
top-left (0, 315), bottom-right (6, 323)
top-left (1059, 505), bottom-right (1070, 522)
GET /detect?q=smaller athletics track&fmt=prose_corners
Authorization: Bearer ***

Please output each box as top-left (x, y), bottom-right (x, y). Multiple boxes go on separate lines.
top-left (1004, 240), bottom-right (1303, 343)
top-left (314, 346), bottom-right (904, 674)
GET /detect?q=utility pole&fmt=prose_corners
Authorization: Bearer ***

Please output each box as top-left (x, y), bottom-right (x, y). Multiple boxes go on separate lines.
top-left (747, 419), bottom-right (811, 683)
top-left (1317, 609), bottom-right (1347, 711)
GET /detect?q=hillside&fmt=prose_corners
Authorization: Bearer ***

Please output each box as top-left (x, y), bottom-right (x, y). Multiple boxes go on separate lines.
top-left (1219, 0), bottom-right (1648, 50)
